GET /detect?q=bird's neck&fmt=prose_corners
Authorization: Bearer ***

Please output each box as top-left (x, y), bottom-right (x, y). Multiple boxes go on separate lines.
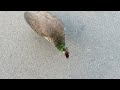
top-left (57, 44), bottom-right (66, 52)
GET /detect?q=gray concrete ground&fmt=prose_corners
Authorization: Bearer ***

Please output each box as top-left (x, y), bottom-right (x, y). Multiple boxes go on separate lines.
top-left (0, 11), bottom-right (120, 79)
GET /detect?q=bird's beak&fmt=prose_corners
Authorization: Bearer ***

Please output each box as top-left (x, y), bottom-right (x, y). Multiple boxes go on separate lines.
top-left (65, 51), bottom-right (69, 59)
top-left (64, 47), bottom-right (69, 59)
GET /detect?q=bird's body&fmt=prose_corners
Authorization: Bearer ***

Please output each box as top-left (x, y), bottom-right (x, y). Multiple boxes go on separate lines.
top-left (24, 11), bottom-right (69, 58)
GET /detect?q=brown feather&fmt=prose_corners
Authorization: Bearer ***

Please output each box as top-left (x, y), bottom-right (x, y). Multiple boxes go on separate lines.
top-left (24, 11), bottom-right (69, 58)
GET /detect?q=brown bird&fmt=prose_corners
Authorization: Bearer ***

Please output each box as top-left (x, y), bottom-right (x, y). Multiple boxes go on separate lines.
top-left (24, 11), bottom-right (69, 58)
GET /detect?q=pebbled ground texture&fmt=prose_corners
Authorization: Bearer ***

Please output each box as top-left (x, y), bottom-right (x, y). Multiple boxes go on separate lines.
top-left (0, 11), bottom-right (120, 79)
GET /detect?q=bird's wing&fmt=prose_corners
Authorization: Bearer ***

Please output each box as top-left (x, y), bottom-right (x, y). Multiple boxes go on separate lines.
top-left (24, 11), bottom-right (65, 39)
top-left (24, 11), bottom-right (47, 36)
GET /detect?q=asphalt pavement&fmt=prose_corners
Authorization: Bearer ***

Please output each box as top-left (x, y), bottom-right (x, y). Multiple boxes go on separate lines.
top-left (0, 11), bottom-right (120, 79)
